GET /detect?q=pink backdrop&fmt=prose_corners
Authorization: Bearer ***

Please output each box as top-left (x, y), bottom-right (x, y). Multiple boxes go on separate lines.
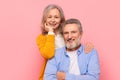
top-left (0, 0), bottom-right (120, 80)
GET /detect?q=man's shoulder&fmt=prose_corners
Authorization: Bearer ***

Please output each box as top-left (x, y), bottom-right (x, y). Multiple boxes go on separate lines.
top-left (88, 48), bottom-right (98, 55)
top-left (81, 44), bottom-right (98, 55)
top-left (84, 48), bottom-right (99, 58)
top-left (55, 47), bottom-right (65, 56)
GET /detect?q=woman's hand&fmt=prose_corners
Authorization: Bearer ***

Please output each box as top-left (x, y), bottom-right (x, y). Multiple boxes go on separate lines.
top-left (84, 42), bottom-right (94, 53)
top-left (44, 23), bottom-right (54, 32)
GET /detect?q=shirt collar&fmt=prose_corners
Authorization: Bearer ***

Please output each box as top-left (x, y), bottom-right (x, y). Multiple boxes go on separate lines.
top-left (63, 44), bottom-right (84, 56)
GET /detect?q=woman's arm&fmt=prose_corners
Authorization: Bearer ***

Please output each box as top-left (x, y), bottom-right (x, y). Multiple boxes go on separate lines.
top-left (36, 34), bottom-right (55, 59)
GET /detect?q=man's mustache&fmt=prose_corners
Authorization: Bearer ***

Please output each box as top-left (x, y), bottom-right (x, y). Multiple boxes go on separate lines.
top-left (67, 38), bottom-right (72, 41)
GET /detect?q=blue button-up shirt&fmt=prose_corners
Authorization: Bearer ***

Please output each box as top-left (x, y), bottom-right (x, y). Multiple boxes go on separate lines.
top-left (44, 45), bottom-right (100, 80)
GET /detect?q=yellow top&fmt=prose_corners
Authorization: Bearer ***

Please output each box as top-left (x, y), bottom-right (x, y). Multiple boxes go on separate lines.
top-left (36, 34), bottom-right (55, 80)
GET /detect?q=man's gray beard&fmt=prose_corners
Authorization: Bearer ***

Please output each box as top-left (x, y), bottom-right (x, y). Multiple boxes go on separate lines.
top-left (66, 37), bottom-right (80, 49)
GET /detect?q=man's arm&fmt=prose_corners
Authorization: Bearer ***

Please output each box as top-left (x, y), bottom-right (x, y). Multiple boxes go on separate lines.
top-left (44, 57), bottom-right (57, 80)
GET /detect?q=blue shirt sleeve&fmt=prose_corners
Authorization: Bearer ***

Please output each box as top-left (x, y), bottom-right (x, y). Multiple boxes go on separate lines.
top-left (44, 57), bottom-right (57, 80)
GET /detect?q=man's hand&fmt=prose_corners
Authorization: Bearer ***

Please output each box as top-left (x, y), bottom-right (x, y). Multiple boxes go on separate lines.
top-left (56, 71), bottom-right (66, 80)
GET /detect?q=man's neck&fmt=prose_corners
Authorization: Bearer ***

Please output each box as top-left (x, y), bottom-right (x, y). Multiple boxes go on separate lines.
top-left (66, 44), bottom-right (81, 52)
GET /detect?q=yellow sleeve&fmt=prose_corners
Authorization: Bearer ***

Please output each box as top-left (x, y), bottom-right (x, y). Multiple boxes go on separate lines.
top-left (36, 34), bottom-right (55, 59)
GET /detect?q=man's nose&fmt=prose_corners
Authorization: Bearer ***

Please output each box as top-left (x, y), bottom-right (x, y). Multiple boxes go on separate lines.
top-left (68, 33), bottom-right (72, 38)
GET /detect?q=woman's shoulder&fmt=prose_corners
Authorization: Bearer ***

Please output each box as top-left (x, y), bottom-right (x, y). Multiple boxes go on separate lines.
top-left (36, 34), bottom-right (55, 41)
top-left (36, 34), bottom-right (46, 42)
top-left (37, 34), bottom-right (46, 39)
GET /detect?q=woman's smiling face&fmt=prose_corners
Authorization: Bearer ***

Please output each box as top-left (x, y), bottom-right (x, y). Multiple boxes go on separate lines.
top-left (45, 8), bottom-right (61, 30)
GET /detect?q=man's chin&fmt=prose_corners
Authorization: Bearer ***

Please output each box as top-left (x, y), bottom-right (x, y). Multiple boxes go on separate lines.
top-left (66, 45), bottom-right (75, 49)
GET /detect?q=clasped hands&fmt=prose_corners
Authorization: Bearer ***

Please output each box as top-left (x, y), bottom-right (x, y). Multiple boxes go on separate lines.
top-left (56, 71), bottom-right (66, 80)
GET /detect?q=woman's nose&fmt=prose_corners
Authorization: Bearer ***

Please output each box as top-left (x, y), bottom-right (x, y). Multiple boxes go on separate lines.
top-left (51, 18), bottom-right (55, 22)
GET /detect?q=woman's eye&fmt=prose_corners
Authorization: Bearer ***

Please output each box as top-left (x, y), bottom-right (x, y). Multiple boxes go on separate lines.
top-left (47, 16), bottom-right (51, 18)
top-left (55, 17), bottom-right (58, 18)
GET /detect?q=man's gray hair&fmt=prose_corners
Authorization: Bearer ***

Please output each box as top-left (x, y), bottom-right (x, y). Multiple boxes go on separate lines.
top-left (61, 18), bottom-right (83, 34)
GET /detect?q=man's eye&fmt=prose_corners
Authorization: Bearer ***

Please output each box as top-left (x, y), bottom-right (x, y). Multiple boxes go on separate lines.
top-left (63, 32), bottom-right (68, 34)
top-left (72, 31), bottom-right (77, 33)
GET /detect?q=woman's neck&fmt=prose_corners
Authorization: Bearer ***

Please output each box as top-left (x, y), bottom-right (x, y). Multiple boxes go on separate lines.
top-left (54, 29), bottom-right (60, 35)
